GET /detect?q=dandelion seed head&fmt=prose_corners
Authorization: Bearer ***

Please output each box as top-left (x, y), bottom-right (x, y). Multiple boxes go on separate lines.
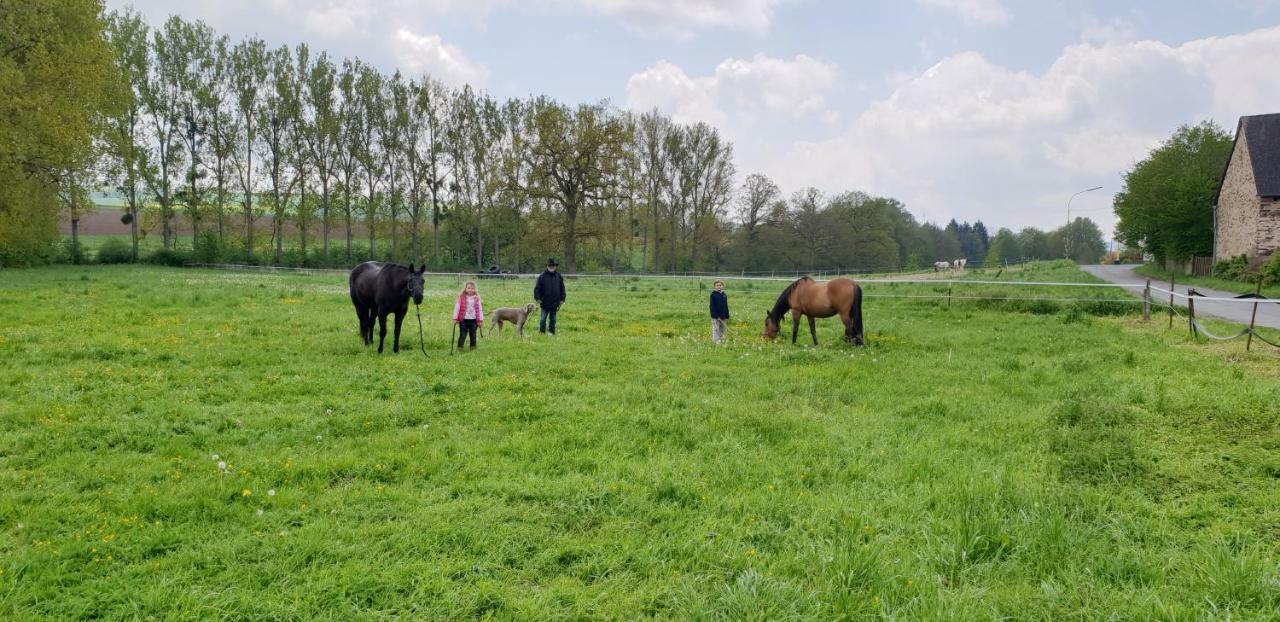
top-left (256, 508), bottom-right (264, 516)
top-left (211, 453), bottom-right (220, 461)
top-left (217, 461), bottom-right (227, 470)
top-left (267, 489), bottom-right (276, 497)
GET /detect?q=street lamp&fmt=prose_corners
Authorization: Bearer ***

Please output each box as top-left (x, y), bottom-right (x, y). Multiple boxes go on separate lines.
top-left (1065, 185), bottom-right (1103, 260)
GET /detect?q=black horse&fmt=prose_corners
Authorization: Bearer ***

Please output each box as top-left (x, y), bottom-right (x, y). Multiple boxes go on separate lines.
top-left (349, 262), bottom-right (426, 353)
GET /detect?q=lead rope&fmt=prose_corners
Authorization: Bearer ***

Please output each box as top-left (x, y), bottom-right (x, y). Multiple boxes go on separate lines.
top-left (415, 303), bottom-right (428, 356)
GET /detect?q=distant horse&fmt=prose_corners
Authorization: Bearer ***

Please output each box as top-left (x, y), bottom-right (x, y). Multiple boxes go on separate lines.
top-left (762, 276), bottom-right (864, 346)
top-left (954, 258), bottom-right (967, 270)
top-left (349, 262), bottom-right (426, 353)
top-left (933, 261), bottom-right (950, 273)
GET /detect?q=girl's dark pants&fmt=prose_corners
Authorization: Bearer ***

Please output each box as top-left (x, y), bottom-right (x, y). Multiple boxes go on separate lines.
top-left (457, 319), bottom-right (478, 349)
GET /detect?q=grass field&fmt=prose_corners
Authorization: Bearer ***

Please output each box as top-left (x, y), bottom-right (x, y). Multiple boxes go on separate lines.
top-left (1, 263), bottom-right (1278, 620)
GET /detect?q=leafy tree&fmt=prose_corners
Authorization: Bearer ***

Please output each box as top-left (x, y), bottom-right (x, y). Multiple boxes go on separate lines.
top-left (104, 8), bottom-right (149, 261)
top-left (521, 98), bottom-right (632, 273)
top-left (1114, 121), bottom-right (1233, 262)
top-left (259, 45), bottom-right (300, 264)
top-left (1016, 227), bottom-right (1050, 260)
top-left (301, 50), bottom-right (338, 257)
top-left (985, 227), bottom-right (1022, 265)
top-left (1054, 217), bottom-right (1105, 263)
top-left (229, 36), bottom-right (267, 257)
top-left (1, 0), bottom-right (117, 266)
top-left (141, 16), bottom-right (193, 249)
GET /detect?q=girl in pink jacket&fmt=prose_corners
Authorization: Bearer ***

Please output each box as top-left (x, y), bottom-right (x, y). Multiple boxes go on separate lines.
top-left (453, 281), bottom-right (484, 350)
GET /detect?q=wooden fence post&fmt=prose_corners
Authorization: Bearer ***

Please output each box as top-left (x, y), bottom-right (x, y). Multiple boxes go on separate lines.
top-left (947, 280), bottom-right (953, 308)
top-left (1188, 295), bottom-right (1197, 339)
top-left (1168, 272), bottom-right (1176, 329)
top-left (1143, 279), bottom-right (1151, 321)
top-left (1247, 276), bottom-right (1263, 351)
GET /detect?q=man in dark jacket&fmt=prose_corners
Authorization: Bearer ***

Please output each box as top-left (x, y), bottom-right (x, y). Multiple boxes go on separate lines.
top-left (533, 257), bottom-right (566, 334)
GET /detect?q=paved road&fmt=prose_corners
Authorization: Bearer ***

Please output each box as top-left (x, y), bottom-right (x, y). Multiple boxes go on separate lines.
top-left (1081, 264), bottom-right (1280, 329)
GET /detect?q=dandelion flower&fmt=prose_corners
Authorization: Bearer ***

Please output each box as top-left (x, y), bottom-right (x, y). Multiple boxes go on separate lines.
top-left (242, 489), bottom-right (252, 497)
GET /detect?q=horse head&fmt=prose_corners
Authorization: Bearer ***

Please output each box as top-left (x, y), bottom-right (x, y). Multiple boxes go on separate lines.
top-left (762, 310), bottom-right (780, 339)
top-left (405, 264), bottom-right (425, 305)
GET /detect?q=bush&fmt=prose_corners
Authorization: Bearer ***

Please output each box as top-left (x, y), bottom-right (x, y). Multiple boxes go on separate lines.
top-left (191, 231), bottom-right (224, 264)
top-left (1264, 253), bottom-right (1280, 286)
top-left (96, 238), bottom-right (135, 264)
top-left (1212, 255), bottom-right (1248, 281)
top-left (144, 248), bottom-right (191, 266)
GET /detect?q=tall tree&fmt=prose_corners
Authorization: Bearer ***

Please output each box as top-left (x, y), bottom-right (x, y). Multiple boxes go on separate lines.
top-left (334, 59), bottom-right (364, 259)
top-left (173, 17), bottom-right (215, 248)
top-left (259, 45), bottom-right (300, 264)
top-left (351, 62), bottom-right (384, 258)
top-left (140, 16), bottom-right (191, 249)
top-left (985, 227), bottom-right (1022, 265)
top-left (381, 71), bottom-right (408, 260)
top-left (1114, 121), bottom-right (1232, 262)
top-left (229, 37), bottom-right (267, 258)
top-left (302, 50), bottom-right (338, 259)
top-left (200, 34), bottom-right (235, 245)
top-left (104, 8), bottom-right (149, 261)
top-left (1, 0), bottom-right (118, 266)
top-left (521, 98), bottom-right (632, 273)
top-left (634, 110), bottom-right (671, 272)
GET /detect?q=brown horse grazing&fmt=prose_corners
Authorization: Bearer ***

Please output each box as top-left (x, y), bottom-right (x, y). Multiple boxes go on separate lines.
top-left (762, 276), bottom-right (864, 345)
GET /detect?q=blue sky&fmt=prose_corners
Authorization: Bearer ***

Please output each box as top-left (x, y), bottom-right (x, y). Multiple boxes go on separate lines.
top-left (110, 0), bottom-right (1280, 238)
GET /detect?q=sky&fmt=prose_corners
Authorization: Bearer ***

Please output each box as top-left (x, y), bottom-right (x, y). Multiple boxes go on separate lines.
top-left (106, 0), bottom-right (1280, 239)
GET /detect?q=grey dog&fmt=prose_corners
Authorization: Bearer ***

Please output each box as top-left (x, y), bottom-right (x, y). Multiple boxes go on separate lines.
top-left (488, 303), bottom-right (537, 337)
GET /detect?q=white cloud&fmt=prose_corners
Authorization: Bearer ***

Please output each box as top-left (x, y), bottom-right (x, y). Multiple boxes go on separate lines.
top-left (569, 0), bottom-right (790, 36)
top-left (916, 0), bottom-right (1010, 26)
top-left (300, 0), bottom-right (374, 38)
top-left (391, 28), bottom-right (490, 87)
top-left (625, 53), bottom-right (838, 127)
top-left (768, 26), bottom-right (1280, 232)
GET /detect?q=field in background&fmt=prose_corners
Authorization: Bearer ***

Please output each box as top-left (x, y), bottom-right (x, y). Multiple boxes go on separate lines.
top-left (1, 263), bottom-right (1278, 619)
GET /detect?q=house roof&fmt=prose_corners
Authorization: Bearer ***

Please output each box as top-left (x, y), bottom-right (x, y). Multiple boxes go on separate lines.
top-left (1243, 113), bottom-right (1280, 198)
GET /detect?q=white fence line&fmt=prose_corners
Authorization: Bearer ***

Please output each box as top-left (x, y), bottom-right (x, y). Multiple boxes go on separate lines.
top-left (182, 262), bottom-right (1279, 306)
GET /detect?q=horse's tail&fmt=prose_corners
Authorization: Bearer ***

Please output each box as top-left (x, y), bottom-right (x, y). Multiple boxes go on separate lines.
top-left (851, 283), bottom-right (865, 345)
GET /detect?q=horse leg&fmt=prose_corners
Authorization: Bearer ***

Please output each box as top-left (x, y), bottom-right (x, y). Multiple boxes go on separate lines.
top-left (354, 304), bottom-right (367, 345)
top-left (851, 286), bottom-right (865, 346)
top-left (808, 315), bottom-right (818, 345)
top-left (840, 309), bottom-right (853, 344)
top-left (791, 312), bottom-right (800, 344)
top-left (376, 312), bottom-right (388, 353)
top-left (364, 307), bottom-right (376, 345)
top-left (392, 311), bottom-right (405, 353)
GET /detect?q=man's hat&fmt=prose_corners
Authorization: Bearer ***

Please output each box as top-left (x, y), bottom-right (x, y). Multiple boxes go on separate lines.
top-left (546, 257), bottom-right (558, 266)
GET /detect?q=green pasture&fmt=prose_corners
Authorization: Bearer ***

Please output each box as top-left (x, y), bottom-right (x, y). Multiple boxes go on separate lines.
top-left (0, 262), bottom-right (1277, 620)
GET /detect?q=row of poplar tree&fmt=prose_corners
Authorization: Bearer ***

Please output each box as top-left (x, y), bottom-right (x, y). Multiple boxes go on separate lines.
top-left (12, 4), bottom-right (1105, 272)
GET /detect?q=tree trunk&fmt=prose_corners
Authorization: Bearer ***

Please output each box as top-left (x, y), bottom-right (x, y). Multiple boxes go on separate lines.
top-left (563, 201), bottom-right (579, 274)
top-left (344, 189), bottom-right (353, 260)
top-left (431, 188), bottom-right (440, 266)
top-left (129, 197), bottom-right (139, 263)
top-left (321, 180), bottom-right (330, 259)
top-left (71, 218), bottom-right (80, 265)
top-left (299, 176), bottom-right (308, 258)
top-left (367, 190), bottom-right (376, 260)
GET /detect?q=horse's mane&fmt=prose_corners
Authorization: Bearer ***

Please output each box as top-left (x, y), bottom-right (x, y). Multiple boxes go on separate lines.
top-left (769, 276), bottom-right (812, 323)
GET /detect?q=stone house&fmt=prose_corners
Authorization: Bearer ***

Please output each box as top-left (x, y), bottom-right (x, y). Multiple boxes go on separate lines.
top-left (1214, 113), bottom-right (1280, 263)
